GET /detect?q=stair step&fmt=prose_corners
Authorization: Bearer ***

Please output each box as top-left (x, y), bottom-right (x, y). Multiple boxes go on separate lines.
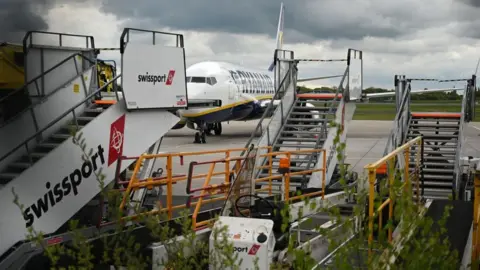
top-left (0, 172), bottom-right (20, 183)
top-left (410, 162), bottom-right (454, 167)
top-left (290, 112), bottom-right (331, 116)
top-left (9, 162), bottom-right (31, 169)
top-left (284, 124), bottom-right (323, 128)
top-left (410, 123), bottom-right (459, 128)
top-left (278, 137), bottom-right (322, 142)
top-left (421, 139), bottom-right (458, 143)
top-left (272, 157), bottom-right (317, 163)
top-left (423, 157), bottom-right (455, 162)
top-left (411, 144), bottom-right (457, 149)
top-left (411, 117), bottom-right (460, 122)
top-left (422, 168), bottom-right (454, 174)
top-left (77, 116), bottom-right (96, 122)
top-left (261, 165), bottom-right (317, 171)
top-left (422, 150), bottom-right (457, 155)
top-left (422, 181), bottom-right (453, 187)
top-left (294, 106), bottom-right (336, 111)
top-left (281, 130), bottom-right (328, 135)
top-left (423, 174), bottom-right (453, 180)
top-left (84, 108), bottom-right (104, 114)
top-left (274, 143), bottom-right (320, 148)
top-left (51, 133), bottom-right (71, 140)
top-left (407, 134), bottom-right (456, 139)
top-left (287, 118), bottom-right (329, 123)
top-left (36, 143), bottom-right (61, 149)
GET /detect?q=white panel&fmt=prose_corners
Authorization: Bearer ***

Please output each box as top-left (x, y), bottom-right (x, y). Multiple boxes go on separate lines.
top-left (26, 47), bottom-right (88, 96)
top-left (309, 101), bottom-right (357, 187)
top-left (0, 102), bottom-right (180, 256)
top-left (122, 44), bottom-right (188, 110)
top-left (33, 68), bottom-right (93, 142)
top-left (348, 58), bottom-right (362, 101)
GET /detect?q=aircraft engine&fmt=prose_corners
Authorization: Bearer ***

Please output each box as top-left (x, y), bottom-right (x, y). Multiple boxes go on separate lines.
top-left (172, 118), bottom-right (187, 129)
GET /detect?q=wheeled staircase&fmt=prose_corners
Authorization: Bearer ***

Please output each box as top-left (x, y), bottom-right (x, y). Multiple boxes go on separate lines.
top-left (249, 48), bottom-right (363, 194)
top-left (257, 93), bottom-right (340, 189)
top-left (406, 113), bottom-right (461, 200)
top-left (0, 29), bottom-right (184, 268)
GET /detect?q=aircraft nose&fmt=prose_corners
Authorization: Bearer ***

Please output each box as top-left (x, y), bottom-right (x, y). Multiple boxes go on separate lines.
top-left (187, 83), bottom-right (206, 99)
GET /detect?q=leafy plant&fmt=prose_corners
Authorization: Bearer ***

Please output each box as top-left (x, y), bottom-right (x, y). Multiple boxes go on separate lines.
top-left (10, 113), bottom-right (465, 269)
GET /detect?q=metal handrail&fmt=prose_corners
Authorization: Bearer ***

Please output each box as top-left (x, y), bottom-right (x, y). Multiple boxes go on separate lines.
top-left (453, 82), bottom-right (470, 198)
top-left (22, 31), bottom-right (95, 54)
top-left (383, 79), bottom-right (412, 156)
top-left (0, 74), bottom-right (122, 164)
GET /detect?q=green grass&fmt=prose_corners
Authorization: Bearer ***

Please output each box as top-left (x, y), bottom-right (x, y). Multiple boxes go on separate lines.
top-left (352, 103), bottom-right (480, 121)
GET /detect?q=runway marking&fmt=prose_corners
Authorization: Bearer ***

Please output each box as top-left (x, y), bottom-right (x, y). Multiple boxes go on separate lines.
top-left (470, 125), bottom-right (480, 132)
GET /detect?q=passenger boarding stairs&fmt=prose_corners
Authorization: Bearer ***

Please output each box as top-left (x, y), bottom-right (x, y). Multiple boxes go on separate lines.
top-left (245, 49), bottom-right (363, 194)
top-left (257, 92), bottom-right (341, 189)
top-left (384, 75), bottom-right (476, 200)
top-left (0, 29), bottom-right (184, 267)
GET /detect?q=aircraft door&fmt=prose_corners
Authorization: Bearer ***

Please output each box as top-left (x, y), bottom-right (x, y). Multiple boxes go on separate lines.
top-left (229, 83), bottom-right (239, 102)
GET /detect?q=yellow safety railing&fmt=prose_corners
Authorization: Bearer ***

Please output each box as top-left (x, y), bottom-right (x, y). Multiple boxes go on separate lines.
top-left (255, 149), bottom-right (327, 201)
top-left (118, 147), bottom-right (272, 220)
top-left (116, 146), bottom-right (328, 231)
top-left (364, 136), bottom-right (424, 258)
top-left (472, 168), bottom-right (480, 264)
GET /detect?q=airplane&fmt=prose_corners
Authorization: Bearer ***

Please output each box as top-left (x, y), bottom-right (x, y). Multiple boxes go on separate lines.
top-left (172, 2), bottom-right (300, 144)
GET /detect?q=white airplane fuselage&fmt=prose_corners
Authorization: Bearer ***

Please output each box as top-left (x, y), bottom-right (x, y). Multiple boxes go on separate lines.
top-left (175, 61), bottom-right (277, 129)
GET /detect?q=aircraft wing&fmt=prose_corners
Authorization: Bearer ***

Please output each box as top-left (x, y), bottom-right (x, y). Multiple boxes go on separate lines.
top-left (297, 74), bottom-right (344, 83)
top-left (360, 87), bottom-right (461, 100)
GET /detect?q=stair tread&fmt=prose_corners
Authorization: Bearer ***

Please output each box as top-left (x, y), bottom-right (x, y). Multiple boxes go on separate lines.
top-left (0, 172), bottom-right (20, 178)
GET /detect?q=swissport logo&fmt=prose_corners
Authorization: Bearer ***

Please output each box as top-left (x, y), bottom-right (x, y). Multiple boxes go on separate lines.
top-left (248, 244), bottom-right (261, 255)
top-left (23, 145), bottom-right (107, 228)
top-left (233, 245), bottom-right (261, 255)
top-left (108, 114), bottom-right (126, 166)
top-left (22, 115), bottom-right (126, 228)
top-left (137, 70), bottom-right (175, 86)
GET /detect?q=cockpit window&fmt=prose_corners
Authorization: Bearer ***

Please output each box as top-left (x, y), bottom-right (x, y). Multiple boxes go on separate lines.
top-left (187, 76), bottom-right (217, 85)
top-left (190, 76), bottom-right (206, 83)
top-left (207, 77), bottom-right (217, 85)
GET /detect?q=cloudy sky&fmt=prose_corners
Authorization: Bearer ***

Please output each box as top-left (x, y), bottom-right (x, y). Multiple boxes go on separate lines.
top-left (2, 0), bottom-right (480, 90)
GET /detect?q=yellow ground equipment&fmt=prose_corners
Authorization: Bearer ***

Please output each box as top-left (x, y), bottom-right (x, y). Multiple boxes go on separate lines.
top-left (97, 60), bottom-right (116, 93)
top-left (0, 42), bottom-right (24, 90)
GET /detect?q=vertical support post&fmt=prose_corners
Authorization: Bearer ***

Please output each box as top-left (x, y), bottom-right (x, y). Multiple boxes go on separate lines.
top-left (404, 148), bottom-right (410, 191)
top-left (322, 150), bottom-right (326, 200)
top-left (388, 158), bottom-right (395, 243)
top-left (368, 167), bottom-right (376, 258)
top-left (166, 155), bottom-right (173, 219)
top-left (420, 135), bottom-right (425, 197)
top-left (225, 150), bottom-right (230, 197)
top-left (268, 148), bottom-right (273, 196)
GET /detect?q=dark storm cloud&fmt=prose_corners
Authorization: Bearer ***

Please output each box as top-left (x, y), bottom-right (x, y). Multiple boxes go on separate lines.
top-left (0, 0), bottom-right (55, 43)
top-left (459, 0), bottom-right (480, 7)
top-left (99, 0), bottom-right (422, 42)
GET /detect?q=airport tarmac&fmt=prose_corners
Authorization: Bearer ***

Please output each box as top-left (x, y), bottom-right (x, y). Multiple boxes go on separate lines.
top-left (145, 120), bottom-right (480, 196)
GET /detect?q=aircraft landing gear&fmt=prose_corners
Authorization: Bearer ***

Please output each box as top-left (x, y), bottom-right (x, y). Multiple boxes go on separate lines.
top-left (194, 122), bottom-right (207, 144)
top-left (194, 132), bottom-right (206, 144)
top-left (205, 122), bottom-right (222, 136)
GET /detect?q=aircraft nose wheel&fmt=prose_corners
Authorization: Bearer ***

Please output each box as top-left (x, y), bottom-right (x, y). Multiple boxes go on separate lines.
top-left (194, 132), bottom-right (206, 144)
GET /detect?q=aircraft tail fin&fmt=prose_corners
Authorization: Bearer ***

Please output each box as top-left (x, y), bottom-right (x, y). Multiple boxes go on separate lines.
top-left (268, 2), bottom-right (285, 72)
